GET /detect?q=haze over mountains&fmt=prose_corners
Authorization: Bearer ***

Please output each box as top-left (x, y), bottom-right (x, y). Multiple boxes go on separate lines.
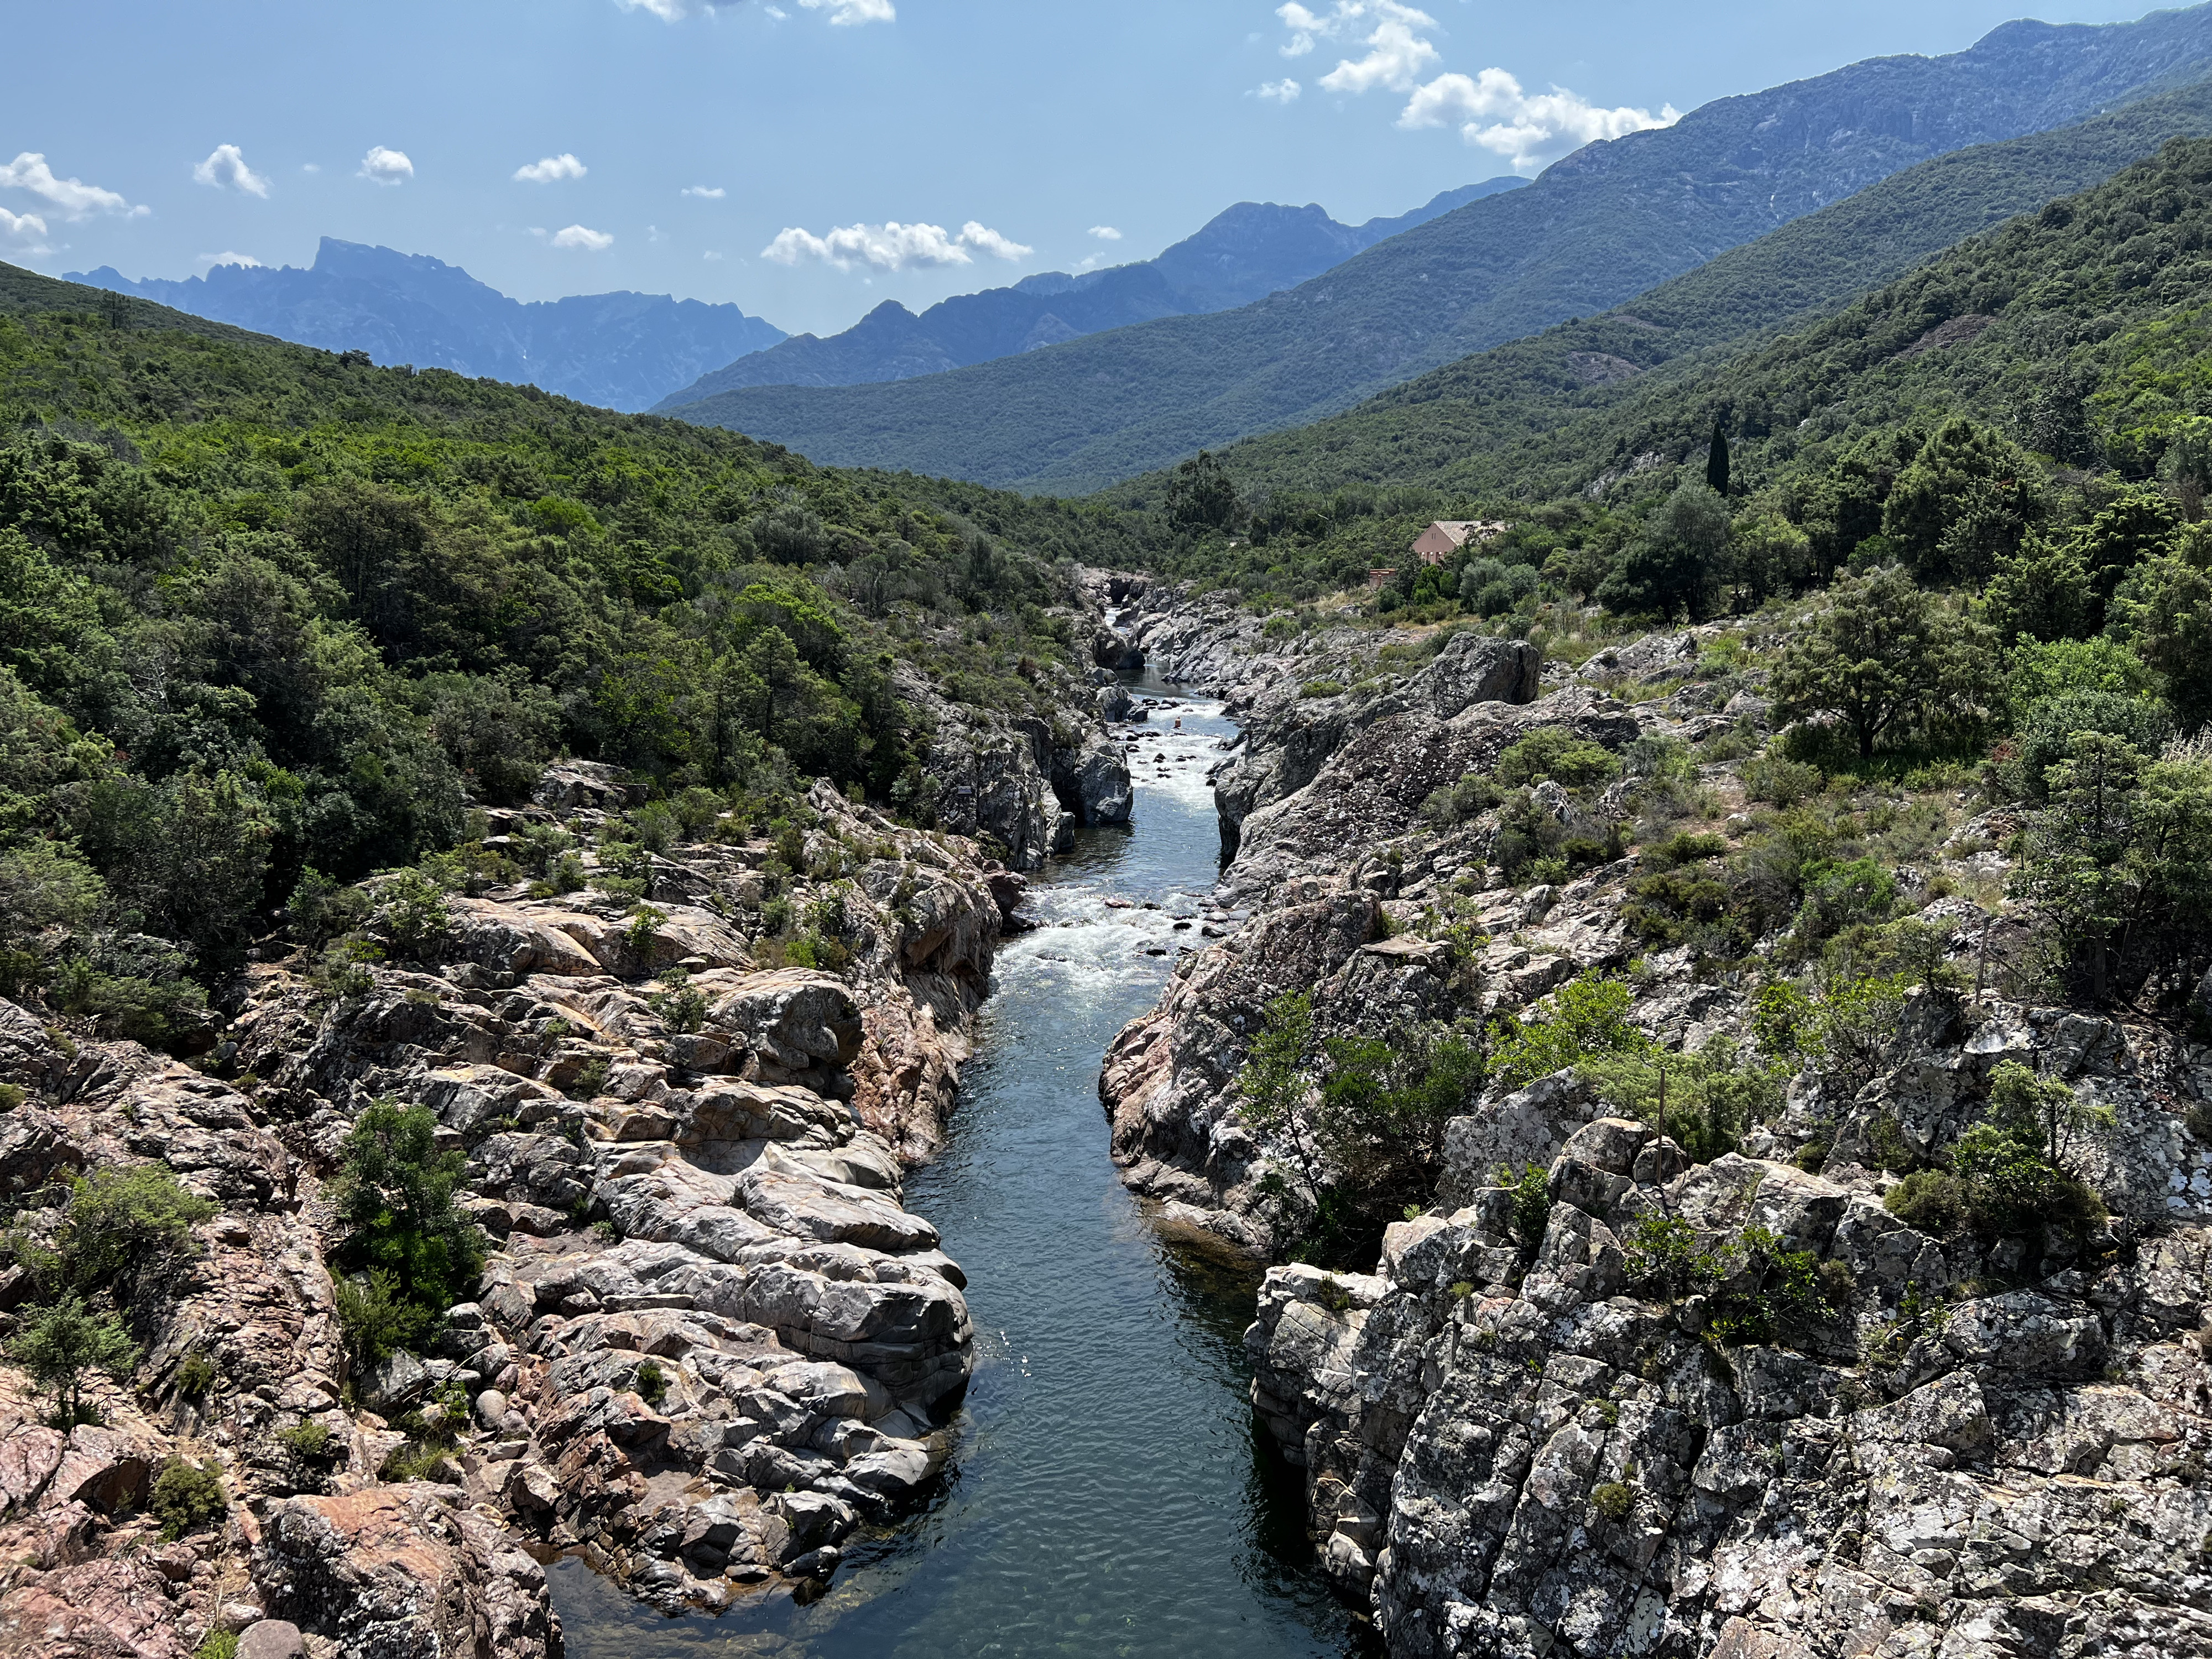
top-left (67, 238), bottom-right (789, 413)
top-left (662, 4), bottom-right (2212, 495)
top-left (654, 182), bottom-right (1523, 402)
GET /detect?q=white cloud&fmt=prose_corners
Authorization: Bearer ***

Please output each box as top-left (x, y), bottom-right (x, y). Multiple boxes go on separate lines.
top-left (514, 153), bottom-right (586, 184)
top-left (1399, 68), bottom-right (1676, 171)
top-left (958, 220), bottom-right (1031, 261)
top-left (703, 249), bottom-right (726, 261)
top-left (682, 185), bottom-right (726, 199)
top-left (0, 152), bottom-right (146, 220)
top-left (0, 207), bottom-right (49, 240)
top-left (614, 0), bottom-right (698, 17)
top-left (762, 218), bottom-right (1029, 272)
top-left (358, 146), bottom-right (414, 186)
top-left (301, 163), bottom-right (321, 174)
top-left (799, 0), bottom-right (894, 22)
top-left (1274, 3), bottom-right (1436, 90)
top-left (1089, 225), bottom-right (1123, 241)
top-left (196, 251), bottom-right (262, 268)
top-left (192, 144), bottom-right (271, 197)
top-left (551, 223), bottom-right (614, 251)
top-left (1254, 79), bottom-right (1302, 102)
top-left (1317, 2), bottom-right (1439, 94)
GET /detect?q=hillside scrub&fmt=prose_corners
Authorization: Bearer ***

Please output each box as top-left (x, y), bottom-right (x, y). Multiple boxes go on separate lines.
top-left (0, 264), bottom-right (1159, 1030)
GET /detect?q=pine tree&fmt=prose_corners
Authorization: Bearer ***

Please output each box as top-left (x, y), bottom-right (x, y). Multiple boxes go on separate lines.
top-left (1705, 417), bottom-right (1730, 498)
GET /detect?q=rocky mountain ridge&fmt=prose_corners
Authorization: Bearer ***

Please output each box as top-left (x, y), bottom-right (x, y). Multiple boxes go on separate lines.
top-left (653, 184), bottom-right (1522, 404)
top-left (1098, 584), bottom-right (2212, 1658)
top-left (69, 239), bottom-right (787, 414)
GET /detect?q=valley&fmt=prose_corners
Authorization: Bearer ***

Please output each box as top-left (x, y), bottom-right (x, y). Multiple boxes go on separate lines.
top-left (8, 7), bottom-right (2212, 1658)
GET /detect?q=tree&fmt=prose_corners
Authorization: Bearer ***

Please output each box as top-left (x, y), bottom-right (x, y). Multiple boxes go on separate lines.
top-left (2073, 487), bottom-right (2180, 606)
top-left (1880, 418), bottom-right (2041, 586)
top-left (56, 1164), bottom-right (217, 1308)
top-left (9, 1296), bottom-right (137, 1427)
top-left (1726, 513), bottom-right (1813, 609)
top-left (1164, 452), bottom-right (1241, 538)
top-left (2013, 734), bottom-right (2212, 1003)
top-left (1770, 566), bottom-right (1999, 759)
top-left (1983, 535), bottom-right (2096, 644)
top-left (1705, 417), bottom-right (1730, 498)
top-left (1598, 479), bottom-right (1729, 620)
top-left (330, 1100), bottom-right (484, 1332)
top-left (2116, 551), bottom-right (2212, 733)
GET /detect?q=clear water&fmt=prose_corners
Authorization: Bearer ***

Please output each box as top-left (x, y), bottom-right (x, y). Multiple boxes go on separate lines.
top-left (547, 678), bottom-right (1369, 1658)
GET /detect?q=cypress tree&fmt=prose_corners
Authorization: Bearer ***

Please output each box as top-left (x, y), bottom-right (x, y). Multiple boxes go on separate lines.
top-left (1705, 417), bottom-right (1730, 497)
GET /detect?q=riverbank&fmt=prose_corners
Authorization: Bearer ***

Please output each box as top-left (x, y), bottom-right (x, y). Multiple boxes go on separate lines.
top-left (550, 674), bottom-right (1368, 1656)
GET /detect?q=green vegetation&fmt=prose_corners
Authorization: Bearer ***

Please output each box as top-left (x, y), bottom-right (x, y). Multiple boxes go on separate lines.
top-left (0, 259), bottom-right (1152, 1034)
top-left (328, 1100), bottom-right (483, 1365)
top-left (1237, 991), bottom-right (1483, 1264)
top-left (1121, 80), bottom-right (2212, 555)
top-left (6, 1296), bottom-right (136, 1427)
top-left (1885, 1060), bottom-right (2114, 1241)
top-left (150, 1456), bottom-right (227, 1540)
top-left (1621, 1214), bottom-right (1839, 1348)
top-left (0, 1162), bottom-right (215, 1425)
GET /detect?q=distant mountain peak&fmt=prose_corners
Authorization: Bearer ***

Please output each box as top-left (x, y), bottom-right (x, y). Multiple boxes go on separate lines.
top-left (65, 243), bottom-right (784, 412)
top-left (654, 177), bottom-right (1525, 408)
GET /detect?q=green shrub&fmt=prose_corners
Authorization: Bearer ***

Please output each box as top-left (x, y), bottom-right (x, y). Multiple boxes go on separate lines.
top-left (1498, 1160), bottom-right (1551, 1255)
top-left (1884, 1170), bottom-right (1969, 1236)
top-left (623, 904), bottom-right (667, 958)
top-left (1640, 831), bottom-right (1729, 871)
top-left (1488, 972), bottom-right (1644, 1093)
top-left (52, 961), bottom-right (208, 1049)
top-left (175, 1350), bottom-right (217, 1399)
top-left (274, 1421), bottom-right (334, 1462)
top-left (1495, 729), bottom-right (1621, 790)
top-left (56, 1164), bottom-right (216, 1305)
top-left (328, 1101), bottom-right (483, 1363)
top-left (151, 1457), bottom-right (226, 1540)
top-left (0, 1083), bottom-right (23, 1112)
top-left (1589, 1481), bottom-right (1635, 1522)
top-left (8, 1296), bottom-right (137, 1426)
top-left (1741, 754), bottom-right (1824, 808)
top-left (374, 868), bottom-right (451, 957)
top-left (635, 1359), bottom-right (669, 1407)
top-left (285, 868), bottom-right (371, 945)
top-left (332, 1267), bottom-right (441, 1368)
top-left (1300, 679), bottom-right (1347, 699)
top-left (195, 1632), bottom-right (241, 1659)
top-left (648, 967), bottom-right (709, 1034)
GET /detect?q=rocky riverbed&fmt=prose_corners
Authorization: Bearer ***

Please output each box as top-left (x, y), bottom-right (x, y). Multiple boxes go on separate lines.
top-left (0, 640), bottom-right (1134, 1657)
top-left (1098, 581), bottom-right (2212, 1659)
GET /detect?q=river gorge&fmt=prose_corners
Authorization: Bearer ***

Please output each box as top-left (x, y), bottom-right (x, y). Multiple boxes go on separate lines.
top-left (546, 673), bottom-right (1366, 1657)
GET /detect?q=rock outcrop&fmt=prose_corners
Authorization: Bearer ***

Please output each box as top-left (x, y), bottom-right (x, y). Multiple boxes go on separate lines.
top-left (1100, 586), bottom-right (2212, 1656)
top-left (0, 776), bottom-right (1013, 1656)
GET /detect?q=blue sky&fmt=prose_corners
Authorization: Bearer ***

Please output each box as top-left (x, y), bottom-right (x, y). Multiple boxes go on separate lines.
top-left (2, 0), bottom-right (2166, 337)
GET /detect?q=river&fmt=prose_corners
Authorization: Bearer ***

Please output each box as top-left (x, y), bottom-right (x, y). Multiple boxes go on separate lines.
top-left (547, 674), bottom-right (1368, 1657)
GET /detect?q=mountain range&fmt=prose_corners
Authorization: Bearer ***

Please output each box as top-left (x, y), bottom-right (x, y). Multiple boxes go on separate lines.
top-left (657, 4), bottom-right (2212, 495)
top-left (1111, 74), bottom-right (2212, 509)
top-left (65, 238), bottom-right (788, 413)
top-left (654, 182), bottom-right (1522, 401)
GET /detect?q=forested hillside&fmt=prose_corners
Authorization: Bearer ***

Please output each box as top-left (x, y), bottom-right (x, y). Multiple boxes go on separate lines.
top-left (1141, 131), bottom-right (2212, 631)
top-left (1117, 79), bottom-right (2212, 519)
top-left (0, 263), bottom-right (1151, 1037)
top-left (670, 6), bottom-right (2212, 493)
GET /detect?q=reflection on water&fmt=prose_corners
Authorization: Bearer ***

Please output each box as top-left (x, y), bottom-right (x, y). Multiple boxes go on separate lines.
top-left (550, 679), bottom-right (1369, 1658)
